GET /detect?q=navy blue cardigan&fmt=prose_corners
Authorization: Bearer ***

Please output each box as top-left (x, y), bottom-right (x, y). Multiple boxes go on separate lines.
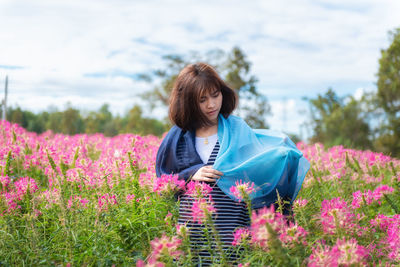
top-left (155, 125), bottom-right (205, 182)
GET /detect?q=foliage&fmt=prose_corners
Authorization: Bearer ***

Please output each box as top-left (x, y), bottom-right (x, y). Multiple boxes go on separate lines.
top-left (0, 103), bottom-right (168, 137)
top-left (137, 46), bottom-right (271, 129)
top-left (375, 28), bottom-right (400, 157)
top-left (1, 120), bottom-right (399, 266)
top-left (304, 88), bottom-right (372, 150)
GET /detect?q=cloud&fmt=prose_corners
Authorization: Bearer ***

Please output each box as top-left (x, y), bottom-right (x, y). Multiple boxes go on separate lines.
top-left (1, 0), bottom-right (400, 137)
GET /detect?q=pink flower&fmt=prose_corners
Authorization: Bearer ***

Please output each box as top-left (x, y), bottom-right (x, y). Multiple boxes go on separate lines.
top-left (153, 174), bottom-right (185, 195)
top-left (351, 191), bottom-right (362, 209)
top-left (250, 205), bottom-right (287, 251)
top-left (40, 188), bottom-right (60, 209)
top-left (319, 197), bottom-right (356, 235)
top-left (232, 228), bottom-right (250, 246)
top-left (176, 223), bottom-right (189, 238)
top-left (251, 205), bottom-right (286, 233)
top-left (352, 185), bottom-right (395, 209)
top-left (371, 214), bottom-right (400, 262)
top-left (185, 181), bottom-right (213, 199)
top-left (164, 211), bottom-right (173, 225)
top-left (386, 220), bottom-right (400, 261)
top-left (293, 197), bottom-right (308, 209)
top-left (0, 175), bottom-right (10, 188)
top-left (279, 223), bottom-right (308, 247)
top-left (126, 194), bottom-right (136, 204)
top-left (14, 176), bottom-right (38, 199)
top-left (308, 242), bottom-right (338, 267)
top-left (149, 233), bottom-right (183, 261)
top-left (97, 193), bottom-right (118, 211)
top-left (373, 184), bottom-right (394, 201)
top-left (67, 195), bottom-right (89, 209)
top-left (229, 179), bottom-right (255, 202)
top-left (191, 195), bottom-right (216, 224)
top-left (333, 238), bottom-right (369, 266)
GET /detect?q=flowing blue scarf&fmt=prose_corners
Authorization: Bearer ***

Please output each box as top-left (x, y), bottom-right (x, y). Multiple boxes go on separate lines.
top-left (214, 114), bottom-right (310, 204)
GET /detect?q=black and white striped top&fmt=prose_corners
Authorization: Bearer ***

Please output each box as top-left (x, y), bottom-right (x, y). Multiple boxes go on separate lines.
top-left (177, 140), bottom-right (250, 266)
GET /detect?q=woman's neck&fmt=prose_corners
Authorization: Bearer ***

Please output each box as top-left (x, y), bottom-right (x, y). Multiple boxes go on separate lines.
top-left (196, 124), bottom-right (218, 137)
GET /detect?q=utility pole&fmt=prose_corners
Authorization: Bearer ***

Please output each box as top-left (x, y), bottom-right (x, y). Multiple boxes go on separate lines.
top-left (2, 75), bottom-right (8, 121)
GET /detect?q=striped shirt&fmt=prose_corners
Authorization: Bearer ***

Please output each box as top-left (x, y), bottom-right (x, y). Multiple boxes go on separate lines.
top-left (177, 140), bottom-right (250, 266)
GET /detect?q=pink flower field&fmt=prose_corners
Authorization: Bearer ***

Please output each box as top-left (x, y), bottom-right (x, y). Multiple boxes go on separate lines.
top-left (0, 119), bottom-right (399, 266)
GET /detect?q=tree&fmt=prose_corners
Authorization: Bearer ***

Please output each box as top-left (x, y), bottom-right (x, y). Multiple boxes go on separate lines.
top-left (84, 104), bottom-right (114, 135)
top-left (305, 88), bottom-right (372, 150)
top-left (122, 104), bottom-right (168, 136)
top-left (138, 46), bottom-right (271, 128)
top-left (375, 28), bottom-right (400, 157)
top-left (60, 103), bottom-right (84, 135)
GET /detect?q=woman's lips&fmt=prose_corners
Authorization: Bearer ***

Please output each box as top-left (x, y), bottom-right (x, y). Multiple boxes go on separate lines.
top-left (208, 110), bottom-right (217, 115)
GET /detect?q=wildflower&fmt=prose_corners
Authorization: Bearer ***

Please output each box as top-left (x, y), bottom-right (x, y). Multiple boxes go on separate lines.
top-left (149, 233), bottom-right (183, 261)
top-left (126, 194), bottom-right (136, 204)
top-left (14, 176), bottom-right (38, 199)
top-left (153, 174), bottom-right (185, 195)
top-left (373, 184), bottom-right (394, 202)
top-left (279, 222), bottom-right (308, 247)
top-left (176, 223), bottom-right (189, 238)
top-left (232, 228), bottom-right (250, 246)
top-left (386, 220), bottom-right (400, 261)
top-left (333, 238), bottom-right (369, 266)
top-left (164, 211), bottom-right (172, 225)
top-left (308, 243), bottom-right (338, 267)
top-left (293, 197), bottom-right (308, 209)
top-left (250, 205), bottom-right (287, 250)
top-left (0, 175), bottom-right (10, 188)
top-left (185, 181), bottom-right (213, 199)
top-left (40, 188), bottom-right (60, 209)
top-left (97, 193), bottom-right (118, 211)
top-left (229, 179), bottom-right (255, 202)
top-left (251, 205), bottom-right (286, 233)
top-left (67, 195), bottom-right (89, 209)
top-left (191, 195), bottom-right (216, 224)
top-left (351, 190), bottom-right (362, 209)
top-left (319, 197), bottom-right (356, 235)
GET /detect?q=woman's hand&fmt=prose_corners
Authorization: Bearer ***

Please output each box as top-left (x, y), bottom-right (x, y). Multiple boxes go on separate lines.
top-left (191, 165), bottom-right (224, 182)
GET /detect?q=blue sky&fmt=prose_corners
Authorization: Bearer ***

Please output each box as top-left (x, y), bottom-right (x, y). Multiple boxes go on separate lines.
top-left (1, 0), bottom-right (400, 139)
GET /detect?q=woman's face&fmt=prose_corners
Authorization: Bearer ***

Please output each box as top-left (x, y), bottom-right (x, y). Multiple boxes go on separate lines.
top-left (199, 88), bottom-right (223, 125)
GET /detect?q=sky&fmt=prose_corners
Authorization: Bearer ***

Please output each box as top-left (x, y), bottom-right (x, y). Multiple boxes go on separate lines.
top-left (1, 0), bottom-right (400, 139)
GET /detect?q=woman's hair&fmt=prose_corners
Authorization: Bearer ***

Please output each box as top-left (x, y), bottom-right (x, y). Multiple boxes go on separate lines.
top-left (169, 62), bottom-right (238, 131)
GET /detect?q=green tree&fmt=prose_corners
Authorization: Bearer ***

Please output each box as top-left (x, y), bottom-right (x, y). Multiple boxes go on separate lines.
top-left (375, 28), bottom-right (400, 157)
top-left (84, 104), bottom-right (114, 135)
top-left (60, 103), bottom-right (85, 135)
top-left (305, 88), bottom-right (372, 150)
top-left (138, 46), bottom-right (271, 128)
top-left (122, 104), bottom-right (168, 136)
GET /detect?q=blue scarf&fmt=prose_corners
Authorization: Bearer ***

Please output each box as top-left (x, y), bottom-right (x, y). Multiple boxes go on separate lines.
top-left (214, 114), bottom-right (310, 205)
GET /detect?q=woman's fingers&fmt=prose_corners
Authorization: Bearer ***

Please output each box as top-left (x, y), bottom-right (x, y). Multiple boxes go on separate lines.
top-left (203, 165), bottom-right (224, 176)
top-left (192, 176), bottom-right (216, 182)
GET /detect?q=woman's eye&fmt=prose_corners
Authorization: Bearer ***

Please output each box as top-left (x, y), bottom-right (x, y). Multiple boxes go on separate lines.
top-left (213, 92), bottom-right (220, 97)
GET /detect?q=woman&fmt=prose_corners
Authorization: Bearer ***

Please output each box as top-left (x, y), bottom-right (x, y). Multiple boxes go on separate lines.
top-left (155, 62), bottom-right (310, 266)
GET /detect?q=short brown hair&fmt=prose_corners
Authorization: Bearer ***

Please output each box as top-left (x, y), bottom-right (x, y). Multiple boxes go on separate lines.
top-left (169, 62), bottom-right (238, 131)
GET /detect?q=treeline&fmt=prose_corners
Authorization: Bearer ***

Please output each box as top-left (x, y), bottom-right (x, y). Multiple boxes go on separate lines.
top-left (1, 28), bottom-right (400, 158)
top-left (1, 103), bottom-right (168, 137)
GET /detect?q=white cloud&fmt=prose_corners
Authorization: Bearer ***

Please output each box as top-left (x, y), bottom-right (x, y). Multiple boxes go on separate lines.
top-left (1, 0), bottom-right (400, 137)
